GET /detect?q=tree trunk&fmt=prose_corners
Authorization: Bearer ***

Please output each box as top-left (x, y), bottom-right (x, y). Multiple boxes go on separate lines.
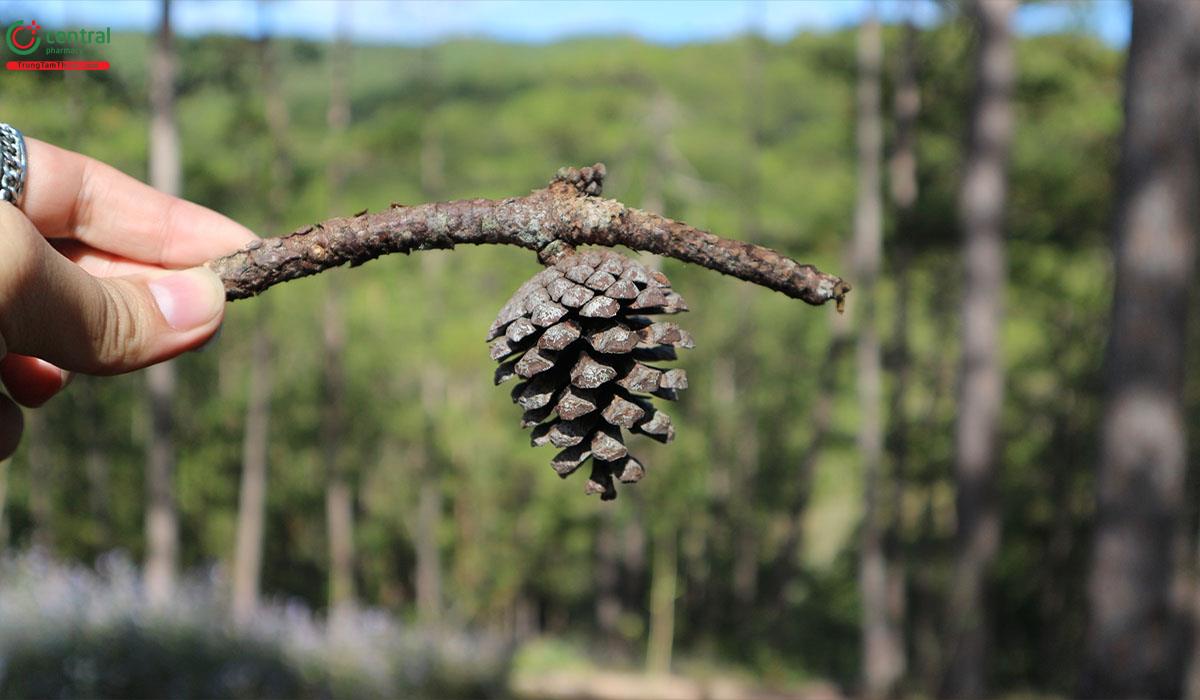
top-left (646, 527), bottom-right (678, 674)
top-left (323, 283), bottom-right (355, 618)
top-left (942, 1), bottom-right (1015, 697)
top-left (231, 12), bottom-right (289, 627)
top-left (711, 357), bottom-right (760, 611)
top-left (884, 15), bottom-right (920, 697)
top-left (323, 14), bottom-right (356, 621)
top-left (1086, 1), bottom-right (1199, 697)
top-left (727, 33), bottom-right (765, 618)
top-left (322, 307), bottom-right (354, 622)
top-left (148, 0), bottom-right (181, 202)
top-left (415, 471), bottom-right (442, 624)
top-left (25, 409), bottom-right (53, 550)
top-left (0, 457), bottom-right (8, 550)
top-left (144, 363), bottom-right (178, 605)
top-left (621, 510), bottom-right (647, 628)
top-left (596, 507), bottom-right (623, 656)
top-left (414, 113), bottom-right (446, 628)
top-left (414, 367), bottom-right (444, 627)
top-left (232, 311), bottom-right (272, 624)
top-left (325, 469), bottom-right (355, 617)
top-left (855, 13), bottom-right (903, 699)
top-left (81, 380), bottom-right (112, 542)
top-left (143, 0), bottom-right (181, 608)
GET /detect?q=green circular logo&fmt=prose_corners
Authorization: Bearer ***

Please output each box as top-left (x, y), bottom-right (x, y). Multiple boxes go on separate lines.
top-left (6, 20), bottom-right (41, 56)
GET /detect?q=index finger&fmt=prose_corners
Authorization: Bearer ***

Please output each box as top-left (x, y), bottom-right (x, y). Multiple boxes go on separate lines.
top-left (20, 137), bottom-right (259, 267)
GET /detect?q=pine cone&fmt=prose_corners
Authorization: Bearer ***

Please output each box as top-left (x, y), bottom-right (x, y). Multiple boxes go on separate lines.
top-left (488, 249), bottom-right (693, 500)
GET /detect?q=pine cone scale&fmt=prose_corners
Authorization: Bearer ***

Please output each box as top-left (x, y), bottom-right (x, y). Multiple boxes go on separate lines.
top-left (488, 249), bottom-right (693, 500)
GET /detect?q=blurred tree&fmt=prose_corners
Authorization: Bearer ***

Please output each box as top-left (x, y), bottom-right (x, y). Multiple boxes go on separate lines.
top-left (885, 12), bottom-right (919, 698)
top-left (1084, 1), bottom-right (1199, 697)
top-left (725, 29), bottom-right (766, 642)
top-left (231, 6), bottom-right (289, 625)
top-left (79, 382), bottom-right (113, 544)
top-left (646, 525), bottom-right (678, 673)
top-left (853, 11), bottom-right (903, 699)
top-left (324, 12), bottom-right (356, 622)
top-left (594, 503), bottom-right (623, 656)
top-left (0, 459), bottom-right (7, 549)
top-left (416, 63), bottom-right (446, 626)
top-left (233, 312), bottom-right (272, 624)
top-left (144, 0), bottom-right (181, 608)
top-left (943, 0), bottom-right (1015, 697)
top-left (24, 411), bottom-right (52, 550)
top-left (414, 366), bottom-right (444, 627)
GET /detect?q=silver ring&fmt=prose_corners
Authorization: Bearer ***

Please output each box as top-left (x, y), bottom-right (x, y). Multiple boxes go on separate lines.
top-left (0, 124), bottom-right (28, 207)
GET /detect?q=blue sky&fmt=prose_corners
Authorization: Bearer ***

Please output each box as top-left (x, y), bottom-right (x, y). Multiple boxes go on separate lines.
top-left (5, 1), bottom-right (1131, 46)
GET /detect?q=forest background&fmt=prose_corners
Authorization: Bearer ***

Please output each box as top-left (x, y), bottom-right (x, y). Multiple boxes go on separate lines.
top-left (0, 1), bottom-right (1192, 698)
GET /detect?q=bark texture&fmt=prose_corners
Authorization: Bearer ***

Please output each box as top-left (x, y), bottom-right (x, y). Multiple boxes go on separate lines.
top-left (207, 166), bottom-right (849, 309)
top-left (942, 1), bottom-right (1015, 697)
top-left (1085, 1), bottom-right (1200, 697)
top-left (144, 0), bottom-right (180, 608)
top-left (854, 14), bottom-right (903, 699)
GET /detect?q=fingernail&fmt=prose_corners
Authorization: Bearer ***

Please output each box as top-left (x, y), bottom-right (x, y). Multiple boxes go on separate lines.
top-left (148, 267), bottom-right (226, 331)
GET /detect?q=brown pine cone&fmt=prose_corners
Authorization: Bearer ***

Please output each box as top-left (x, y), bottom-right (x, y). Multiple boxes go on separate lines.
top-left (488, 249), bottom-right (693, 500)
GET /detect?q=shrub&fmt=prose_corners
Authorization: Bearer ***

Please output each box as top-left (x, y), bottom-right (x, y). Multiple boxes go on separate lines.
top-left (0, 551), bottom-right (510, 699)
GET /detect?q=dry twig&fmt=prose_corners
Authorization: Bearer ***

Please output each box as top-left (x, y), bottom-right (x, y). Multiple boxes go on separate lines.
top-left (207, 164), bottom-right (851, 308)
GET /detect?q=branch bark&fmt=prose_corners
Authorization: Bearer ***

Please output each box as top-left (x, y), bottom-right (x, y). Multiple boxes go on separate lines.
top-left (207, 165), bottom-right (850, 308)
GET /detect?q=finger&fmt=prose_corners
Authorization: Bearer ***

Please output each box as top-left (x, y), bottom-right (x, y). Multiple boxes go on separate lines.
top-left (0, 203), bottom-right (227, 375)
top-left (52, 239), bottom-right (167, 278)
top-left (0, 355), bottom-right (68, 408)
top-left (21, 138), bottom-right (259, 266)
top-left (0, 395), bottom-right (21, 461)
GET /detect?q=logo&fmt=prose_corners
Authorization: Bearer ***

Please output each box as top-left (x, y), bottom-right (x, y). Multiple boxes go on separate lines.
top-left (4, 19), bottom-right (110, 71)
top-left (5, 20), bottom-right (40, 56)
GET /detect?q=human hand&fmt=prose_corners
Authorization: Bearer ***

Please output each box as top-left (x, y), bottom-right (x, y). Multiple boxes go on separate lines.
top-left (0, 137), bottom-right (259, 459)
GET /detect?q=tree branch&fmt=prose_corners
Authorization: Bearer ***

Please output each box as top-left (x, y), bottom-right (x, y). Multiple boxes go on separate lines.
top-left (206, 164), bottom-right (851, 308)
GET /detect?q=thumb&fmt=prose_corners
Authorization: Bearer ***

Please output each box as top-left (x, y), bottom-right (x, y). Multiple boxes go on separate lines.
top-left (0, 203), bottom-right (227, 375)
